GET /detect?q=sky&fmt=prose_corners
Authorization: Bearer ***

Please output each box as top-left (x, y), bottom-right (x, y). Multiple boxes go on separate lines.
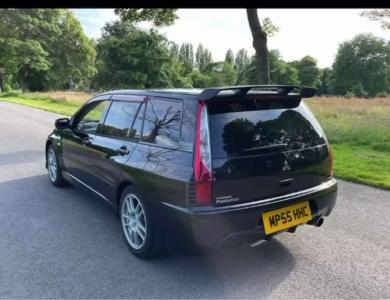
top-left (72, 9), bottom-right (389, 68)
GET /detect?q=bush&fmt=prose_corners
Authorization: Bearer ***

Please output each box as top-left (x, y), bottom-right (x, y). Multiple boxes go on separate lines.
top-left (3, 84), bottom-right (12, 93)
top-left (0, 91), bottom-right (19, 98)
top-left (352, 83), bottom-right (368, 98)
top-left (345, 91), bottom-right (355, 98)
top-left (375, 91), bottom-right (388, 98)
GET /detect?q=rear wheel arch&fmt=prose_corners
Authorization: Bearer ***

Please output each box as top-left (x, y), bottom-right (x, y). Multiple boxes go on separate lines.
top-left (45, 140), bottom-right (53, 167)
top-left (46, 139), bottom-right (53, 154)
top-left (117, 181), bottom-right (134, 211)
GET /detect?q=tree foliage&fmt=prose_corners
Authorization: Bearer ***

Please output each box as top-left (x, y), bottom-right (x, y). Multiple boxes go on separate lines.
top-left (3, 9), bottom-right (390, 98)
top-left (225, 49), bottom-right (235, 64)
top-left (289, 56), bottom-right (320, 87)
top-left (361, 9), bottom-right (390, 30)
top-left (114, 9), bottom-right (178, 27)
top-left (179, 43), bottom-right (195, 74)
top-left (332, 33), bottom-right (390, 97)
top-left (94, 21), bottom-right (191, 90)
top-left (269, 50), bottom-right (300, 85)
top-left (195, 44), bottom-right (213, 72)
top-left (261, 17), bottom-right (279, 37)
top-left (0, 9), bottom-right (96, 91)
top-left (318, 67), bottom-right (333, 95)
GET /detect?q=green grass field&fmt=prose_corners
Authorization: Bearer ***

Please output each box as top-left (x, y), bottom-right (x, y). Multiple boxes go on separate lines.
top-left (1, 92), bottom-right (390, 190)
top-left (306, 97), bottom-right (390, 189)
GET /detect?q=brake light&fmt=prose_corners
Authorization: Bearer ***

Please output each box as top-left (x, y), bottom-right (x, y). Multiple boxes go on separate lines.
top-left (194, 101), bottom-right (212, 205)
top-left (328, 144), bottom-right (334, 177)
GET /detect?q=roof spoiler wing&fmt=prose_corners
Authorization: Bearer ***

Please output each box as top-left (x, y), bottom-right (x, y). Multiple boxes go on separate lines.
top-left (198, 85), bottom-right (317, 101)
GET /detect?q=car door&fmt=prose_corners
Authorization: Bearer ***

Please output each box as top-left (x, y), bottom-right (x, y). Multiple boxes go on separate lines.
top-left (61, 98), bottom-right (111, 187)
top-left (86, 94), bottom-right (145, 201)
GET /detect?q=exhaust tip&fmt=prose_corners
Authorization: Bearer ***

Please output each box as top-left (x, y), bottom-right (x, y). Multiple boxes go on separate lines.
top-left (315, 217), bottom-right (324, 227)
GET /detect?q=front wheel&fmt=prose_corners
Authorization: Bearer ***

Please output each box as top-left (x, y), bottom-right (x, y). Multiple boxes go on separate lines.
top-left (47, 145), bottom-right (67, 187)
top-left (120, 186), bottom-right (161, 258)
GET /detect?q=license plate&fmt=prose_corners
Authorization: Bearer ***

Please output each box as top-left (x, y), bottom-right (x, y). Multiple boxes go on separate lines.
top-left (262, 201), bottom-right (312, 235)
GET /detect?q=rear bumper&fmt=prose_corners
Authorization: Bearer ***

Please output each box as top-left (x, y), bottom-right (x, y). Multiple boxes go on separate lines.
top-left (162, 178), bottom-right (337, 249)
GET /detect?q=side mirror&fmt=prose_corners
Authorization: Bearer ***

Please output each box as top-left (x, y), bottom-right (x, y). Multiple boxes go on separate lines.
top-left (55, 118), bottom-right (70, 129)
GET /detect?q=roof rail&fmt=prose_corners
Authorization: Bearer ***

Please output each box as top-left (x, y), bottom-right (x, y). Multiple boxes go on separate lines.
top-left (198, 85), bottom-right (317, 100)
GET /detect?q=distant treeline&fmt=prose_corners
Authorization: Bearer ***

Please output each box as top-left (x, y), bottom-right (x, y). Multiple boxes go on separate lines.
top-left (1, 9), bottom-right (390, 98)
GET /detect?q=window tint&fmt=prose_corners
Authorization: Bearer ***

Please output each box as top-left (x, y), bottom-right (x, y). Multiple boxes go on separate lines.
top-left (100, 101), bottom-right (140, 138)
top-left (76, 101), bottom-right (107, 134)
top-left (142, 98), bottom-right (182, 148)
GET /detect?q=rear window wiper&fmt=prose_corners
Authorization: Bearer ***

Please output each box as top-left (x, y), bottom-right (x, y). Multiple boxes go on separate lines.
top-left (240, 143), bottom-right (288, 153)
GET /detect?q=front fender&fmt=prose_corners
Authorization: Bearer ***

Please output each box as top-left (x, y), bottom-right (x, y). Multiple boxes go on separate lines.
top-left (45, 129), bottom-right (64, 169)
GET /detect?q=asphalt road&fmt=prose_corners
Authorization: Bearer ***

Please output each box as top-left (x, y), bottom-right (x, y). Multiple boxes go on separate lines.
top-left (0, 101), bottom-right (389, 299)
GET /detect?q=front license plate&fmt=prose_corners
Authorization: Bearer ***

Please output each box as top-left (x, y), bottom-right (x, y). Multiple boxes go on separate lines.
top-left (262, 201), bottom-right (312, 235)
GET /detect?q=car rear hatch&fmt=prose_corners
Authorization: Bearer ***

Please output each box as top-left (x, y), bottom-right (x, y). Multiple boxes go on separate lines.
top-left (196, 86), bottom-right (332, 206)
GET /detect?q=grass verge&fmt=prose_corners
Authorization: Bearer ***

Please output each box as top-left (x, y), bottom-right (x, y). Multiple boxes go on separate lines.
top-left (0, 91), bottom-right (91, 116)
top-left (332, 144), bottom-right (390, 189)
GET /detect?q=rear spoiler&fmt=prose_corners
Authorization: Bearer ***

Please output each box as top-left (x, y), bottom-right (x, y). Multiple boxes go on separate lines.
top-left (198, 85), bottom-right (317, 101)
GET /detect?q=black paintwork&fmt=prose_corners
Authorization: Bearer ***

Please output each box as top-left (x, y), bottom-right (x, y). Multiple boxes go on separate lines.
top-left (46, 87), bottom-right (337, 249)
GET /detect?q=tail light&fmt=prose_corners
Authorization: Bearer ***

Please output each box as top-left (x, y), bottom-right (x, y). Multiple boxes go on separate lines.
top-left (194, 101), bottom-right (212, 205)
top-left (328, 144), bottom-right (334, 177)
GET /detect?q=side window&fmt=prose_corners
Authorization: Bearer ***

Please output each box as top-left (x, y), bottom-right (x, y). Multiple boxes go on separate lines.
top-left (129, 102), bottom-right (145, 140)
top-left (100, 101), bottom-right (141, 138)
top-left (180, 100), bottom-right (196, 148)
top-left (75, 101), bottom-right (108, 134)
top-left (142, 98), bottom-right (182, 148)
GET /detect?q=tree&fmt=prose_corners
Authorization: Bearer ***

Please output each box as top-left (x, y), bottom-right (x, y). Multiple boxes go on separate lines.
top-left (225, 49), bottom-right (235, 64)
top-left (269, 50), bottom-right (300, 85)
top-left (290, 56), bottom-right (320, 87)
top-left (318, 68), bottom-right (333, 95)
top-left (332, 33), bottom-right (390, 97)
top-left (190, 70), bottom-right (210, 88)
top-left (115, 9), bottom-right (277, 84)
top-left (178, 43), bottom-right (194, 74)
top-left (361, 9), bottom-right (390, 30)
top-left (246, 9), bottom-right (270, 84)
top-left (114, 9), bottom-right (178, 27)
top-left (234, 48), bottom-right (252, 84)
top-left (94, 20), bottom-right (192, 90)
top-left (168, 42), bottom-right (179, 60)
top-left (195, 44), bottom-right (212, 72)
top-left (202, 61), bottom-right (237, 86)
top-left (0, 9), bottom-right (96, 91)
top-left (234, 48), bottom-right (250, 72)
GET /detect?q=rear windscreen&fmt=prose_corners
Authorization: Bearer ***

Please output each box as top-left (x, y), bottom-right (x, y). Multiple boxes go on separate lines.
top-left (207, 99), bottom-right (326, 159)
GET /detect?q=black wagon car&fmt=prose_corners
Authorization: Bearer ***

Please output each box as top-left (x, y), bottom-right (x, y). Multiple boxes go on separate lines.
top-left (45, 85), bottom-right (337, 258)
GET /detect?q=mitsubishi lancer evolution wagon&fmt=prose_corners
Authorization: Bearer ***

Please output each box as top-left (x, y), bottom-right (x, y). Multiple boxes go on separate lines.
top-left (45, 85), bottom-right (337, 258)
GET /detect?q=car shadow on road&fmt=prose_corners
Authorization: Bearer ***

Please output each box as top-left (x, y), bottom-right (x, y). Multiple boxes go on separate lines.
top-left (141, 239), bottom-right (296, 298)
top-left (0, 174), bottom-right (296, 299)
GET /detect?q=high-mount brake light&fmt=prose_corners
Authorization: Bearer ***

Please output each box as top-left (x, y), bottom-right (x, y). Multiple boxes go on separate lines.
top-left (194, 101), bottom-right (212, 205)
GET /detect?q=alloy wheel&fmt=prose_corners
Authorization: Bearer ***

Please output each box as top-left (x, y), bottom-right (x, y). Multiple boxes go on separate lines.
top-left (121, 193), bottom-right (147, 250)
top-left (48, 148), bottom-right (57, 182)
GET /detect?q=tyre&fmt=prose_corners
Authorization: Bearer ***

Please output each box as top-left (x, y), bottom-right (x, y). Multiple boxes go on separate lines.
top-left (119, 186), bottom-right (161, 258)
top-left (47, 145), bottom-right (68, 187)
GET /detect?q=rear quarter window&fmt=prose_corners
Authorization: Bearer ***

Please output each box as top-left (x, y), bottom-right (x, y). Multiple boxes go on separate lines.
top-left (142, 97), bottom-right (183, 148)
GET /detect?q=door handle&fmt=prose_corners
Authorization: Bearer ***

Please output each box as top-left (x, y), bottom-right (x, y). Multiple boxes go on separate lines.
top-left (117, 145), bottom-right (130, 156)
top-left (81, 137), bottom-right (92, 145)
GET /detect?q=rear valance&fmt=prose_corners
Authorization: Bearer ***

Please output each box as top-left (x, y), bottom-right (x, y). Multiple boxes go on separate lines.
top-left (198, 85), bottom-right (317, 101)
